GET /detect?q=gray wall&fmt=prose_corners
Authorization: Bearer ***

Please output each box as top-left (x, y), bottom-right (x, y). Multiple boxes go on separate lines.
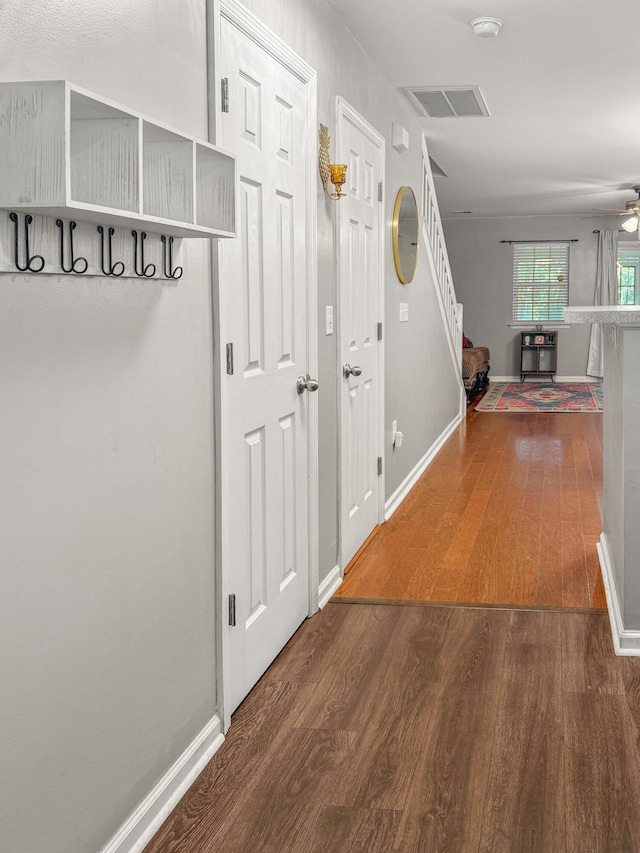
top-left (603, 323), bottom-right (625, 613)
top-left (0, 1), bottom-right (461, 851)
top-left (443, 214), bottom-right (633, 379)
top-left (240, 0), bottom-right (461, 571)
top-left (603, 326), bottom-right (640, 626)
top-left (0, 3), bottom-right (217, 853)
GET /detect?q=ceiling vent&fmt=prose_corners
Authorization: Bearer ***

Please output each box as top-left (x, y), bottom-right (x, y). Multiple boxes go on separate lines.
top-left (404, 86), bottom-right (490, 118)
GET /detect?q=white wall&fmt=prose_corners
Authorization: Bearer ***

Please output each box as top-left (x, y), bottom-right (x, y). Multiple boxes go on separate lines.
top-left (443, 214), bottom-right (630, 379)
top-left (0, 3), bottom-right (218, 853)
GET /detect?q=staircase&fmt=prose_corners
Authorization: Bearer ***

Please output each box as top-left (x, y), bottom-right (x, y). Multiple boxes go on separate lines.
top-left (420, 137), bottom-right (465, 415)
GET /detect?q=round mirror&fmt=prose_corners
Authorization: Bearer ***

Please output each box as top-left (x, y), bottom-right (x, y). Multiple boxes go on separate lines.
top-left (392, 186), bottom-right (419, 283)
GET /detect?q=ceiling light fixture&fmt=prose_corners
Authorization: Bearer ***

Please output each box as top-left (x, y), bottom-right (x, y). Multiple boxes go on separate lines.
top-left (469, 16), bottom-right (503, 38)
top-left (621, 215), bottom-right (639, 233)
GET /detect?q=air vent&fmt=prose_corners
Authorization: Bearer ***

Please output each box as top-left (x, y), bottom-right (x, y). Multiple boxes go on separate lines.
top-left (404, 86), bottom-right (489, 118)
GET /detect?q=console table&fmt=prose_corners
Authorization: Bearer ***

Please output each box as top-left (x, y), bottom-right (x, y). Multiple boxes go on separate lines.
top-left (519, 330), bottom-right (557, 381)
top-left (564, 305), bottom-right (640, 654)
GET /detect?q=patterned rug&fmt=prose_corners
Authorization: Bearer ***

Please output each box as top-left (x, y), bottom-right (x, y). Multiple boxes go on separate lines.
top-left (475, 382), bottom-right (603, 412)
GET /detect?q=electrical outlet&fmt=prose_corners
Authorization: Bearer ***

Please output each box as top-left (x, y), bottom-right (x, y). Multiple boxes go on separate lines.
top-left (325, 305), bottom-right (334, 335)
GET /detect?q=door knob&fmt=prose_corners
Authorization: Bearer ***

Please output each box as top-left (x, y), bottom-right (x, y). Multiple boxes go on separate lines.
top-left (296, 374), bottom-right (319, 394)
top-left (343, 363), bottom-right (362, 378)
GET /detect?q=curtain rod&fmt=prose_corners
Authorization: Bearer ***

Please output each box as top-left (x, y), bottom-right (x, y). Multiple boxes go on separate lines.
top-left (593, 229), bottom-right (624, 234)
top-left (500, 239), bottom-right (578, 244)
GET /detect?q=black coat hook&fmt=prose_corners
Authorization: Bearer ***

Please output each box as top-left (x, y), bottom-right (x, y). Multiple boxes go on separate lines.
top-left (56, 219), bottom-right (88, 274)
top-left (161, 236), bottom-right (183, 280)
top-left (9, 212), bottom-right (45, 272)
top-left (97, 225), bottom-right (124, 276)
top-left (132, 230), bottom-right (156, 277)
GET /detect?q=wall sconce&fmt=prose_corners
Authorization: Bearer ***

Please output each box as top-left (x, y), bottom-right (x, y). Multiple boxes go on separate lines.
top-left (319, 124), bottom-right (347, 200)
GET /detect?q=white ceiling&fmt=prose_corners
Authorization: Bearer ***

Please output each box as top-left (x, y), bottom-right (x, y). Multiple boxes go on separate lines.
top-left (328, 0), bottom-right (640, 220)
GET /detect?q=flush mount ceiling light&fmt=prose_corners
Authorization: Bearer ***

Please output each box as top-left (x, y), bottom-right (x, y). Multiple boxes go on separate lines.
top-left (469, 16), bottom-right (503, 37)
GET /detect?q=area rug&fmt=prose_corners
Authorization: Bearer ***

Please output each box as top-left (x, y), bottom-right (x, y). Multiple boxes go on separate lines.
top-left (475, 382), bottom-right (603, 412)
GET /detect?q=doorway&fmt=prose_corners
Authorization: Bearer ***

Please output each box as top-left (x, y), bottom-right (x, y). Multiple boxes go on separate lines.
top-left (215, 0), bottom-right (318, 719)
top-left (336, 98), bottom-right (385, 570)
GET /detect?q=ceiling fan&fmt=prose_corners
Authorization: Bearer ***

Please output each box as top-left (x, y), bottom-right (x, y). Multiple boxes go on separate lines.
top-left (593, 185), bottom-right (640, 233)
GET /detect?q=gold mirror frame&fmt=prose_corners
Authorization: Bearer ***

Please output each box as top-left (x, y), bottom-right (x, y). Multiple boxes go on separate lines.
top-left (392, 186), bottom-right (419, 284)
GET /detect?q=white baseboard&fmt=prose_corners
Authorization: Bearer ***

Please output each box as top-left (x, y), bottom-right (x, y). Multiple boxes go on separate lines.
top-left (385, 412), bottom-right (462, 521)
top-left (491, 375), bottom-right (599, 383)
top-left (100, 715), bottom-right (224, 853)
top-left (597, 533), bottom-right (640, 655)
top-left (318, 564), bottom-right (342, 608)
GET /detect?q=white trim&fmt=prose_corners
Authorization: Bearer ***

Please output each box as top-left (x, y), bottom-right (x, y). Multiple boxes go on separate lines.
top-left (385, 412), bottom-right (462, 520)
top-left (305, 80), bottom-right (320, 619)
top-left (100, 716), bottom-right (224, 853)
top-left (220, 0), bottom-right (313, 83)
top-left (509, 323), bottom-right (572, 329)
top-left (318, 565), bottom-right (343, 608)
top-left (335, 97), bottom-right (386, 567)
top-left (490, 375), bottom-right (599, 384)
top-left (597, 533), bottom-right (640, 655)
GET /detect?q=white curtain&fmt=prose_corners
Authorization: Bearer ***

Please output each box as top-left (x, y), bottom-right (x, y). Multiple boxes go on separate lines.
top-left (587, 229), bottom-right (619, 377)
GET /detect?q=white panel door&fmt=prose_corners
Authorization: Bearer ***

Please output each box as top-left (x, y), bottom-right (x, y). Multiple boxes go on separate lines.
top-left (338, 102), bottom-right (384, 569)
top-left (218, 10), bottom-right (315, 713)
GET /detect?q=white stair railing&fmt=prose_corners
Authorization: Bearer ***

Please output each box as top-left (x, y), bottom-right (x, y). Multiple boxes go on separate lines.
top-left (420, 137), bottom-right (464, 398)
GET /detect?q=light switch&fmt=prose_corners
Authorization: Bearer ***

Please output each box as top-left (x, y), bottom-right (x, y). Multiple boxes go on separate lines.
top-left (325, 305), bottom-right (334, 335)
top-left (399, 302), bottom-right (409, 322)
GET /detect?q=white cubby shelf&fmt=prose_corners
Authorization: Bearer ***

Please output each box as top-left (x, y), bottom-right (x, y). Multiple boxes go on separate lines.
top-left (0, 80), bottom-right (236, 239)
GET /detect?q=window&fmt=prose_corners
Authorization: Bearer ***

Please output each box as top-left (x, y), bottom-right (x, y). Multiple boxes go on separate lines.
top-left (512, 242), bottom-right (570, 323)
top-left (617, 247), bottom-right (640, 305)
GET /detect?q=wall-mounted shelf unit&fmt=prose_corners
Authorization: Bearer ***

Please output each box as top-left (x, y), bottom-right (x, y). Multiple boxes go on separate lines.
top-left (0, 80), bottom-right (236, 238)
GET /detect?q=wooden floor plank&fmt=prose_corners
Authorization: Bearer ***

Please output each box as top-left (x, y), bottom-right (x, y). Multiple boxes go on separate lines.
top-left (330, 605), bottom-right (456, 811)
top-left (584, 534), bottom-right (607, 609)
top-left (391, 607), bottom-right (510, 853)
top-left (337, 411), bottom-right (605, 611)
top-left (561, 611), bottom-right (623, 695)
top-left (292, 604), bottom-right (401, 731)
top-left (148, 603), bottom-right (640, 853)
top-left (210, 728), bottom-right (356, 853)
top-left (561, 520), bottom-right (590, 607)
top-left (564, 693), bottom-right (640, 853)
top-left (507, 608), bottom-right (561, 644)
top-left (310, 806), bottom-right (402, 853)
top-left (142, 679), bottom-right (318, 853)
top-left (479, 643), bottom-right (566, 852)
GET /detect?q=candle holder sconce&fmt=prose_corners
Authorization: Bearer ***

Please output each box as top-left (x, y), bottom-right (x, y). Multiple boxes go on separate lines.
top-left (319, 124), bottom-right (347, 200)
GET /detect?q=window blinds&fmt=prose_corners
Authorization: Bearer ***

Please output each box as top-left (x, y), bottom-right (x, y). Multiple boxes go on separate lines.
top-left (512, 242), bottom-right (570, 322)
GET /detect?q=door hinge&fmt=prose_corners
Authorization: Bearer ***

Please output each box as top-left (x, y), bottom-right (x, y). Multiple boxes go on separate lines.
top-left (377, 322), bottom-right (383, 341)
top-left (228, 594), bottom-right (236, 626)
top-left (377, 456), bottom-right (383, 476)
top-left (221, 78), bottom-right (230, 113)
top-left (378, 182), bottom-right (383, 202)
top-left (226, 342), bottom-right (234, 375)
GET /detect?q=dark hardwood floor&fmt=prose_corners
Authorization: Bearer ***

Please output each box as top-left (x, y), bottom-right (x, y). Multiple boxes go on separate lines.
top-left (335, 411), bottom-right (606, 609)
top-left (146, 409), bottom-right (618, 851)
top-left (147, 602), bottom-right (640, 853)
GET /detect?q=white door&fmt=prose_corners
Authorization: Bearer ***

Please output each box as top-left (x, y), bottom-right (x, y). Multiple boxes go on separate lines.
top-left (217, 4), bottom-right (317, 713)
top-left (337, 100), bottom-right (385, 569)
